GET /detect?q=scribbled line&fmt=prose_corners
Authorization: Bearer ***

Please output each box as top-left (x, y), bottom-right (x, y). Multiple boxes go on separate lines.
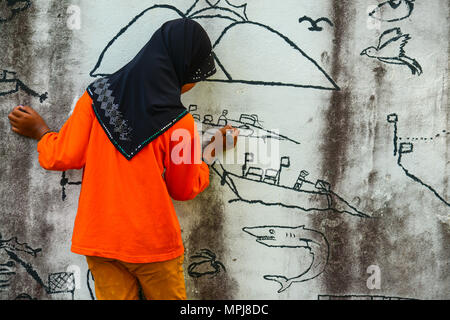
top-left (398, 130), bottom-right (449, 142)
top-left (188, 1), bottom-right (248, 21)
top-left (298, 16), bottom-right (333, 31)
top-left (243, 225), bottom-right (329, 293)
top-left (397, 150), bottom-right (450, 207)
top-left (14, 293), bottom-right (37, 300)
top-left (387, 114), bottom-right (399, 156)
top-left (318, 294), bottom-right (417, 300)
top-left (369, 0), bottom-right (415, 23)
top-left (61, 171), bottom-right (82, 201)
top-left (211, 154), bottom-right (370, 218)
top-left (0, 69), bottom-right (48, 102)
top-left (387, 113), bottom-right (449, 207)
top-left (361, 28), bottom-right (422, 76)
top-left (0, 0), bottom-right (31, 23)
top-left (89, 4), bottom-right (185, 77)
top-left (87, 269), bottom-right (95, 300)
top-left (89, 1), bottom-right (339, 91)
top-left (48, 272), bottom-right (75, 298)
top-left (1, 234), bottom-right (75, 298)
top-left (187, 248), bottom-right (226, 278)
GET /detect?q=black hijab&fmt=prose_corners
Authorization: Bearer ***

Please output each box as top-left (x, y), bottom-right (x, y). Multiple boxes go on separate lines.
top-left (87, 18), bottom-right (216, 160)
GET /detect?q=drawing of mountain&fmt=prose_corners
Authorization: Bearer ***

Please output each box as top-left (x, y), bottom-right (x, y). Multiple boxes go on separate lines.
top-left (89, 1), bottom-right (339, 90)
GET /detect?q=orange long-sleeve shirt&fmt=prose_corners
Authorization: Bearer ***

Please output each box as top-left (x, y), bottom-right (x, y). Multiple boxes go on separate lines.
top-left (37, 91), bottom-right (210, 263)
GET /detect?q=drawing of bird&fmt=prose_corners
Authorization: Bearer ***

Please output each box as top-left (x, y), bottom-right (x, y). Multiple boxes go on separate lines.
top-left (360, 27), bottom-right (422, 76)
top-left (369, 0), bottom-right (415, 22)
top-left (298, 16), bottom-right (333, 31)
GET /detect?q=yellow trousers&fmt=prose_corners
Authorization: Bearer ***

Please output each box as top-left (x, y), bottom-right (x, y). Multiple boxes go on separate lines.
top-left (86, 255), bottom-right (187, 300)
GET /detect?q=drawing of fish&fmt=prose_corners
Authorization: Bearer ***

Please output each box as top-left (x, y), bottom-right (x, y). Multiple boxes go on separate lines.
top-left (242, 225), bottom-right (329, 293)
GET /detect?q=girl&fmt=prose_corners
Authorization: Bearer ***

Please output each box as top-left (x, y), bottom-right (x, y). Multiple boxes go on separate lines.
top-left (7, 18), bottom-right (238, 300)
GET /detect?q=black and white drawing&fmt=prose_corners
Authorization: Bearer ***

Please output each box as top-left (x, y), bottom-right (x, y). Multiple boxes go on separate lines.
top-left (0, 0), bottom-right (30, 23)
top-left (298, 16), bottom-right (333, 32)
top-left (0, 232), bottom-right (75, 299)
top-left (369, 0), bottom-right (415, 22)
top-left (387, 114), bottom-right (449, 207)
top-left (86, 269), bottom-right (95, 300)
top-left (60, 171), bottom-right (82, 201)
top-left (361, 28), bottom-right (422, 76)
top-left (187, 248), bottom-right (226, 278)
top-left (243, 225), bottom-right (329, 293)
top-left (211, 153), bottom-right (369, 218)
top-left (189, 105), bottom-right (300, 145)
top-left (0, 69), bottom-right (48, 102)
top-left (89, 0), bottom-right (339, 90)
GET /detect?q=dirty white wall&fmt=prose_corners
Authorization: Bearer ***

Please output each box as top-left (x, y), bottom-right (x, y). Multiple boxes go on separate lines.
top-left (0, 0), bottom-right (448, 300)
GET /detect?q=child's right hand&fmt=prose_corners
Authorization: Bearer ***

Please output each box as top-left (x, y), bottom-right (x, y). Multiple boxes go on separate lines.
top-left (202, 125), bottom-right (239, 164)
top-left (210, 125), bottom-right (239, 152)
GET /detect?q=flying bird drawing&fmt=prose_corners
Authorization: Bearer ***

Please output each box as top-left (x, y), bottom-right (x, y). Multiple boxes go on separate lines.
top-left (360, 27), bottom-right (422, 76)
top-left (369, 0), bottom-right (415, 22)
top-left (298, 16), bottom-right (333, 31)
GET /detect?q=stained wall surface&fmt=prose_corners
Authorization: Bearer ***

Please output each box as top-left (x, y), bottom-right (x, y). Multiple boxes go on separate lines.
top-left (0, 0), bottom-right (448, 300)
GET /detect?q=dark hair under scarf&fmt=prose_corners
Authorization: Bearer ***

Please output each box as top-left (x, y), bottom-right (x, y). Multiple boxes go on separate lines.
top-left (87, 18), bottom-right (216, 160)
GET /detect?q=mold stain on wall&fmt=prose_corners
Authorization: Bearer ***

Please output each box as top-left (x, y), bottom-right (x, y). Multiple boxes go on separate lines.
top-left (0, 0), bottom-right (77, 299)
top-left (312, 0), bottom-right (357, 295)
top-left (183, 178), bottom-right (239, 300)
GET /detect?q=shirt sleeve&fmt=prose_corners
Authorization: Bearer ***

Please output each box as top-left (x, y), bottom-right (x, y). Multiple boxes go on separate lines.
top-left (163, 114), bottom-right (210, 201)
top-left (37, 91), bottom-right (94, 171)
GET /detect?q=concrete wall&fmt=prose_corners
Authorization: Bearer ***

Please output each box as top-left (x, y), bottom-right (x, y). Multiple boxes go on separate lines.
top-left (0, 0), bottom-right (448, 300)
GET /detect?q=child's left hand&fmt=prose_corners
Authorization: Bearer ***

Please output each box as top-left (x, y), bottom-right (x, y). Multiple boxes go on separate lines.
top-left (8, 105), bottom-right (51, 141)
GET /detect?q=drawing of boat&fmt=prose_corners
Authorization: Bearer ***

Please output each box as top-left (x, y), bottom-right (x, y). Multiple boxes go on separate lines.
top-left (189, 105), bottom-right (300, 145)
top-left (211, 153), bottom-right (369, 218)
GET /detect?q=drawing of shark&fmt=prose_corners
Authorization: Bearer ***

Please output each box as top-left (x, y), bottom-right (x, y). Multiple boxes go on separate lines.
top-left (242, 225), bottom-right (329, 293)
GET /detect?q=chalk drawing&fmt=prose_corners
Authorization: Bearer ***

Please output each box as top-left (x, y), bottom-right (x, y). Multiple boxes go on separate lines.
top-left (189, 105), bottom-right (300, 145)
top-left (89, 0), bottom-right (339, 91)
top-left (387, 113), bottom-right (449, 207)
top-left (298, 16), bottom-right (333, 32)
top-left (243, 225), bottom-right (329, 293)
top-left (211, 153), bottom-right (370, 218)
top-left (187, 248), bottom-right (226, 278)
top-left (361, 28), bottom-right (422, 76)
top-left (60, 171), bottom-right (81, 201)
top-left (0, 232), bottom-right (75, 299)
top-left (0, 0), bottom-right (30, 23)
top-left (318, 294), bottom-right (417, 300)
top-left (0, 69), bottom-right (48, 102)
top-left (369, 0), bottom-right (415, 22)
top-left (14, 293), bottom-right (37, 300)
top-left (86, 269), bottom-right (95, 300)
